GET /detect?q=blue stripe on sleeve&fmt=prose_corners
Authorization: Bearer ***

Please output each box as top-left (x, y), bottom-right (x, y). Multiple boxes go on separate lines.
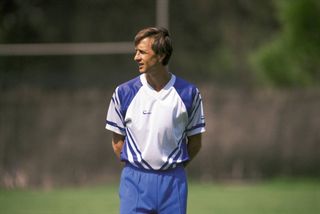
top-left (186, 123), bottom-right (206, 132)
top-left (106, 120), bottom-right (126, 132)
top-left (187, 97), bottom-right (202, 127)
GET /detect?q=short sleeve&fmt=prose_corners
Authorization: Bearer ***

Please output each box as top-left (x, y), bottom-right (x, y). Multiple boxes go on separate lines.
top-left (105, 87), bottom-right (126, 136)
top-left (186, 88), bottom-right (206, 136)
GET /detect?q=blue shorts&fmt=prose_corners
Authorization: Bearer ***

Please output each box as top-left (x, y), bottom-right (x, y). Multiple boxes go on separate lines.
top-left (119, 163), bottom-right (188, 214)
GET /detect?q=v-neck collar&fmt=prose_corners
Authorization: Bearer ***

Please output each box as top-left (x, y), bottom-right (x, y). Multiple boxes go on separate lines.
top-left (140, 73), bottom-right (176, 99)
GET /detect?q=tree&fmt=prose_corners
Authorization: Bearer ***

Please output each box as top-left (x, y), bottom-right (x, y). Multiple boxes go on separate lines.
top-left (251, 0), bottom-right (320, 87)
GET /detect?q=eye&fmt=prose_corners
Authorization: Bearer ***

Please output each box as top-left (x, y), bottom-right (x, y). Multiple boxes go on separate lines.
top-left (135, 49), bottom-right (146, 55)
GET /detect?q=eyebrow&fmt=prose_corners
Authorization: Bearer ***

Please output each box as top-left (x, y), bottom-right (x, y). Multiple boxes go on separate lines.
top-left (135, 47), bottom-right (148, 53)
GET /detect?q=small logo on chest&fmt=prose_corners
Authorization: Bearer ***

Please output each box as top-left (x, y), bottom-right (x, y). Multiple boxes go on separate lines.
top-left (142, 110), bottom-right (152, 115)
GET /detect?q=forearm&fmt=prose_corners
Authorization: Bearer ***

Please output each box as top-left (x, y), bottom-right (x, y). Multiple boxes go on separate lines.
top-left (112, 132), bottom-right (125, 160)
top-left (185, 134), bottom-right (202, 167)
top-left (112, 141), bottom-right (124, 159)
top-left (187, 140), bottom-right (201, 161)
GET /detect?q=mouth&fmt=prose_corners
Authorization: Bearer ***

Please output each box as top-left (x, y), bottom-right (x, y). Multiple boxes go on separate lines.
top-left (138, 63), bottom-right (144, 69)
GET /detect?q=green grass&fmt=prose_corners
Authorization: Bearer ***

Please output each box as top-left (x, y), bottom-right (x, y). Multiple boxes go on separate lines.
top-left (0, 179), bottom-right (319, 214)
top-left (188, 179), bottom-right (320, 214)
top-left (0, 185), bottom-right (119, 214)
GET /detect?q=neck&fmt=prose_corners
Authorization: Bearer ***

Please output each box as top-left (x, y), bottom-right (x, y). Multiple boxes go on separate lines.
top-left (145, 67), bottom-right (171, 91)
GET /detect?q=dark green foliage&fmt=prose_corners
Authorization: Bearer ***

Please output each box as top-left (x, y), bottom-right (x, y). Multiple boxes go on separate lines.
top-left (251, 0), bottom-right (320, 87)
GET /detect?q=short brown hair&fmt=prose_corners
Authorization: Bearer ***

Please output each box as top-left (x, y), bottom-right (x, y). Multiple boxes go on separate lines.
top-left (134, 27), bottom-right (173, 66)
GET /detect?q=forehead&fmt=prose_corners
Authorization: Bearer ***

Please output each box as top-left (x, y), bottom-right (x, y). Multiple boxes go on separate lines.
top-left (136, 37), bottom-right (154, 49)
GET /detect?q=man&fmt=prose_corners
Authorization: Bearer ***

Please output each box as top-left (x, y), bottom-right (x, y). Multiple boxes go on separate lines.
top-left (105, 27), bottom-right (205, 214)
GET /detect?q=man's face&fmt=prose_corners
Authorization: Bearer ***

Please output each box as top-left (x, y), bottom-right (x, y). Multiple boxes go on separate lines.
top-left (134, 37), bottom-right (163, 73)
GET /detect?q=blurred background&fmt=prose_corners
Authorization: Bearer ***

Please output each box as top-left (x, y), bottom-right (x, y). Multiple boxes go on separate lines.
top-left (1, 0), bottom-right (320, 189)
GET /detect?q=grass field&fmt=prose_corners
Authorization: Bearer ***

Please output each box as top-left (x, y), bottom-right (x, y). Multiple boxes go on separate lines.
top-left (0, 179), bottom-right (319, 214)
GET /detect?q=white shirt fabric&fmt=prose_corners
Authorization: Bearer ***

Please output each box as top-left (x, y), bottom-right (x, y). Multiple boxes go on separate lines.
top-left (106, 73), bottom-right (205, 170)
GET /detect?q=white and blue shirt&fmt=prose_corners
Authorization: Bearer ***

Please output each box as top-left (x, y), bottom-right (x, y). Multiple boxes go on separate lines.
top-left (106, 73), bottom-right (205, 170)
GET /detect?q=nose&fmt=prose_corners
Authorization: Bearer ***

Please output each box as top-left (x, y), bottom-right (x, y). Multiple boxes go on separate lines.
top-left (134, 51), bottom-right (140, 62)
